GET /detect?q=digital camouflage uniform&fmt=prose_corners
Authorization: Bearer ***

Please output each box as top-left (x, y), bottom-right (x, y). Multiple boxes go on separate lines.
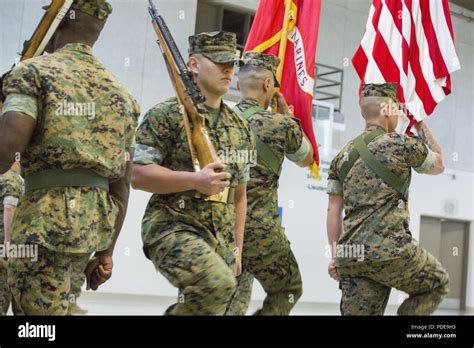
top-left (225, 52), bottom-right (311, 315)
top-left (1, 0), bottom-right (140, 315)
top-left (327, 83), bottom-right (449, 315)
top-left (134, 32), bottom-right (254, 315)
top-left (68, 253), bottom-right (92, 314)
top-left (0, 169), bottom-right (23, 315)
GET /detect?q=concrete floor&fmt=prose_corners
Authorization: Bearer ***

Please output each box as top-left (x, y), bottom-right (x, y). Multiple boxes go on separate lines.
top-left (69, 292), bottom-right (472, 316)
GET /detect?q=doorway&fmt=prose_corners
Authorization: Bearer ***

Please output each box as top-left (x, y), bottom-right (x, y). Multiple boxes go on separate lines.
top-left (419, 216), bottom-right (470, 310)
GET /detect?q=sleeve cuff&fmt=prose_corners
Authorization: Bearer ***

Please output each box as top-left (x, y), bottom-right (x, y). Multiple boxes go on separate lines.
top-left (286, 136), bottom-right (310, 163)
top-left (327, 179), bottom-right (343, 196)
top-left (2, 94), bottom-right (38, 120)
top-left (133, 143), bottom-right (164, 165)
top-left (414, 149), bottom-right (436, 174)
top-left (3, 196), bottom-right (19, 207)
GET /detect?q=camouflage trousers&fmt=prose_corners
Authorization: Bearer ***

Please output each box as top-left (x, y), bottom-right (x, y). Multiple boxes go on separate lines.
top-left (8, 245), bottom-right (90, 315)
top-left (147, 231), bottom-right (237, 315)
top-left (225, 244), bottom-right (303, 316)
top-left (337, 245), bottom-right (449, 315)
top-left (70, 254), bottom-right (91, 303)
top-left (0, 257), bottom-right (10, 315)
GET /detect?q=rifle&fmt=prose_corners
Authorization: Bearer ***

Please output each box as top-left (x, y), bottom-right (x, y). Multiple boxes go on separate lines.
top-left (148, 0), bottom-right (220, 172)
top-left (0, 0), bottom-right (73, 102)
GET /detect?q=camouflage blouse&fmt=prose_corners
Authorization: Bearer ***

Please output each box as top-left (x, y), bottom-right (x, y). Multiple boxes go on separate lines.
top-left (134, 97), bottom-right (254, 265)
top-left (327, 124), bottom-right (436, 264)
top-left (234, 98), bottom-right (309, 259)
top-left (2, 43), bottom-right (140, 253)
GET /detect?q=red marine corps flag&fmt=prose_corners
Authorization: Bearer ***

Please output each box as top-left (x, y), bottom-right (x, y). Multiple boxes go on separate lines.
top-left (244, 0), bottom-right (322, 178)
top-left (353, 0), bottom-right (460, 133)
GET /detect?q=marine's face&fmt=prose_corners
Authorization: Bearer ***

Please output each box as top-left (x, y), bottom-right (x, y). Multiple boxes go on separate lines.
top-left (190, 55), bottom-right (236, 97)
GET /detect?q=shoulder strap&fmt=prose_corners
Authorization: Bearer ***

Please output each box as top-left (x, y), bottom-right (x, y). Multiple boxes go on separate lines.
top-left (236, 105), bottom-right (263, 120)
top-left (233, 106), bottom-right (282, 176)
top-left (353, 137), bottom-right (408, 199)
top-left (339, 129), bottom-right (384, 182)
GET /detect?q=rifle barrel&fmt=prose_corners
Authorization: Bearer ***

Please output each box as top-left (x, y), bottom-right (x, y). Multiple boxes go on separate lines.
top-left (148, 0), bottom-right (206, 105)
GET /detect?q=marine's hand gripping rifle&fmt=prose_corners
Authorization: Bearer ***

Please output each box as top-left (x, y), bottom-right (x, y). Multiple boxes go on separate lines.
top-left (148, 0), bottom-right (220, 172)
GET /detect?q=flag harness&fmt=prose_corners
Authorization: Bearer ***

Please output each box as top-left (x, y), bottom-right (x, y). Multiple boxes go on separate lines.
top-left (339, 128), bottom-right (409, 201)
top-left (233, 106), bottom-right (283, 177)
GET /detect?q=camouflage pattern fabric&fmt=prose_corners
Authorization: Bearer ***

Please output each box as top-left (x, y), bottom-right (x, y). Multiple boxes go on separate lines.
top-left (42, 0), bottom-right (113, 21)
top-left (361, 82), bottom-right (398, 102)
top-left (0, 259), bottom-right (8, 315)
top-left (8, 245), bottom-right (90, 315)
top-left (0, 169), bottom-right (23, 315)
top-left (2, 43), bottom-right (140, 254)
top-left (226, 248), bottom-right (302, 315)
top-left (224, 97), bottom-right (308, 315)
top-left (147, 231), bottom-right (237, 315)
top-left (136, 28), bottom-right (252, 314)
top-left (188, 31), bottom-right (242, 65)
top-left (70, 253), bottom-right (91, 301)
top-left (224, 270), bottom-right (254, 315)
top-left (242, 51), bottom-right (281, 87)
top-left (327, 124), bottom-right (446, 315)
top-left (338, 244), bottom-right (449, 315)
top-left (135, 98), bottom-right (253, 268)
top-left (327, 124), bottom-right (436, 263)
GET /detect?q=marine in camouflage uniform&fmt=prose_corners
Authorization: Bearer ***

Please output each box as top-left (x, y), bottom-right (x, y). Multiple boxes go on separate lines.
top-left (326, 83), bottom-right (449, 315)
top-left (133, 32), bottom-right (254, 315)
top-left (0, 164), bottom-right (23, 315)
top-left (225, 52), bottom-right (313, 315)
top-left (0, 0), bottom-right (140, 315)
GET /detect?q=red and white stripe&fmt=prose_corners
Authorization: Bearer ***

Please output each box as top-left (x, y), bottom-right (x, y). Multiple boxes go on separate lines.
top-left (352, 0), bottom-right (461, 133)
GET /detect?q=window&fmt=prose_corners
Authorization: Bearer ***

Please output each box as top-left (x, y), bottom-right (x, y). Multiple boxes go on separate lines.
top-left (195, 2), bottom-right (255, 55)
top-left (312, 100), bottom-right (334, 159)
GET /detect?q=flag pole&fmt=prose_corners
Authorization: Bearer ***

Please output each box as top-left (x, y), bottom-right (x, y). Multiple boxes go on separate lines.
top-left (276, 0), bottom-right (292, 86)
top-left (276, 0), bottom-right (320, 179)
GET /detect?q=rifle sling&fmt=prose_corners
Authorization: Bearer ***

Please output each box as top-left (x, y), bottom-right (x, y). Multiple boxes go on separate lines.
top-left (233, 106), bottom-right (282, 176)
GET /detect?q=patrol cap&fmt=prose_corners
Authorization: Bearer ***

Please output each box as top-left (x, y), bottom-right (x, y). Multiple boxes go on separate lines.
top-left (361, 82), bottom-right (398, 103)
top-left (242, 51), bottom-right (281, 87)
top-left (188, 31), bottom-right (243, 66)
top-left (42, 0), bottom-right (113, 21)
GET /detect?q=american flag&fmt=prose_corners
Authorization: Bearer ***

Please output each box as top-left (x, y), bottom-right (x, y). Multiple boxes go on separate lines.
top-left (352, 0), bottom-right (461, 133)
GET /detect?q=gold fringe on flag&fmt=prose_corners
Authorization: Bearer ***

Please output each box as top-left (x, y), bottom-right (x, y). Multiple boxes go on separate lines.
top-left (310, 161), bottom-right (320, 180)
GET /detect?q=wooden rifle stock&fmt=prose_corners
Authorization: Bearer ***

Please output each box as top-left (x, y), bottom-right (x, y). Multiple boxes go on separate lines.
top-left (21, 0), bottom-right (74, 60)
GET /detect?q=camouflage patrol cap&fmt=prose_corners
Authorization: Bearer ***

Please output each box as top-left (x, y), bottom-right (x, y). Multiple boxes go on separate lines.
top-left (189, 31), bottom-right (243, 66)
top-left (361, 82), bottom-right (398, 102)
top-left (42, 0), bottom-right (112, 21)
top-left (242, 51), bottom-right (281, 87)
